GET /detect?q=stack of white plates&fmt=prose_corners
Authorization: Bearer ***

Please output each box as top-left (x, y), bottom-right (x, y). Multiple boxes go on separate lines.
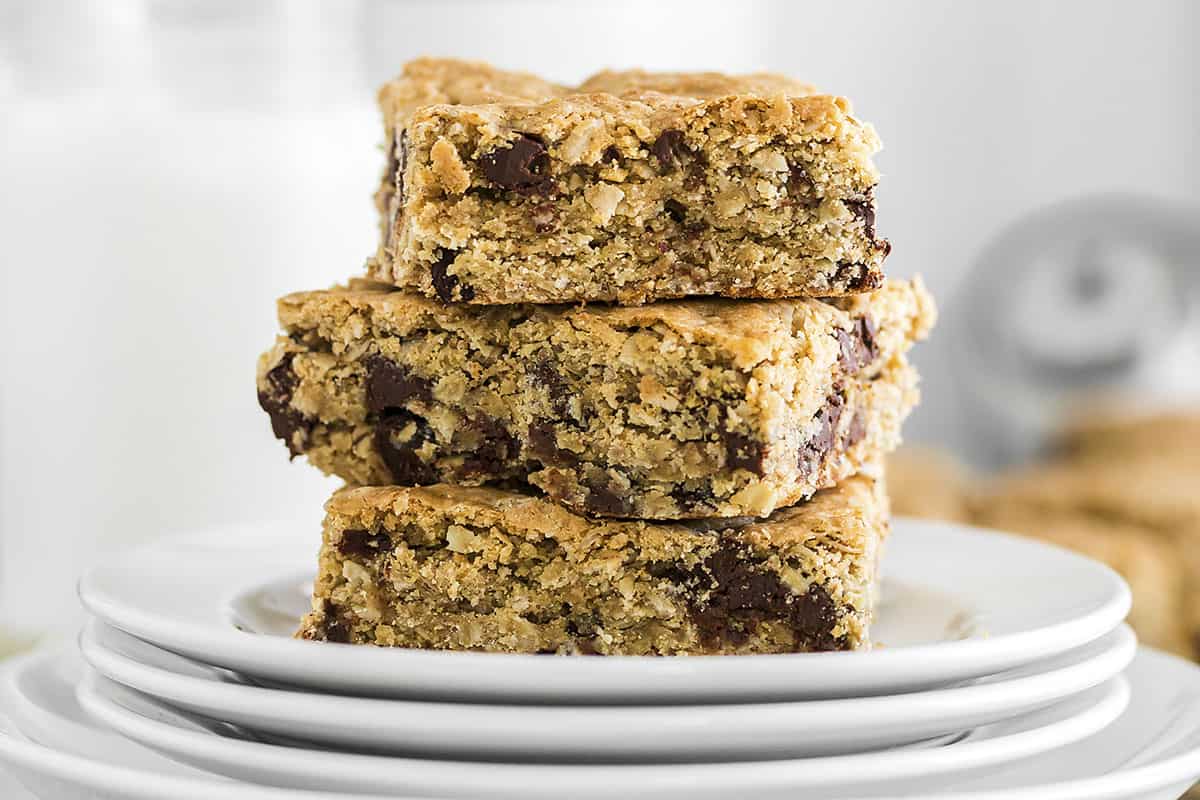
top-left (2, 518), bottom-right (1199, 799)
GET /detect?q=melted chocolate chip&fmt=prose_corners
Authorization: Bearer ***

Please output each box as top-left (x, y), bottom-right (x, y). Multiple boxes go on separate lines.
top-left (844, 409), bottom-right (867, 448)
top-left (526, 420), bottom-right (578, 467)
top-left (798, 393), bottom-right (846, 478)
top-left (429, 248), bottom-right (474, 303)
top-left (394, 131), bottom-right (408, 206)
top-left (319, 600), bottom-right (351, 643)
top-left (651, 129), bottom-right (688, 170)
top-left (722, 430), bottom-right (766, 475)
top-left (844, 195), bottom-right (877, 239)
top-left (526, 359), bottom-right (572, 419)
top-left (664, 198), bottom-right (687, 224)
top-left (257, 354), bottom-right (313, 458)
top-left (365, 356), bottom-right (433, 412)
top-left (787, 163), bottom-right (819, 207)
top-left (374, 410), bottom-right (438, 485)
top-left (832, 262), bottom-right (884, 292)
top-left (460, 416), bottom-right (519, 476)
top-left (669, 542), bottom-right (845, 651)
top-left (585, 481), bottom-right (634, 517)
top-left (647, 560), bottom-right (694, 585)
top-left (834, 315), bottom-right (879, 374)
top-left (337, 528), bottom-right (393, 560)
top-left (479, 133), bottom-right (555, 195)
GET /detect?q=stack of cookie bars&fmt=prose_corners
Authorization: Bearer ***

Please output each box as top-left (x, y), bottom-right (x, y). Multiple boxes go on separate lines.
top-left (257, 59), bottom-right (935, 655)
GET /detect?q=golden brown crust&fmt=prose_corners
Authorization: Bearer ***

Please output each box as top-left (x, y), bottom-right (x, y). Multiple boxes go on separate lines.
top-left (578, 69), bottom-right (818, 99)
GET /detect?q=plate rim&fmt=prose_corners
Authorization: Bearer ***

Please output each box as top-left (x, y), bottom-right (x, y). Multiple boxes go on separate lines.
top-left (0, 647), bottom-right (387, 800)
top-left (77, 619), bottom-right (1137, 759)
top-left (75, 666), bottom-right (1132, 793)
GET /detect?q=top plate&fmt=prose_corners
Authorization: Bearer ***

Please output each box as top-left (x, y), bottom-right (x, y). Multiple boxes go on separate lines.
top-left (78, 517), bottom-right (1130, 704)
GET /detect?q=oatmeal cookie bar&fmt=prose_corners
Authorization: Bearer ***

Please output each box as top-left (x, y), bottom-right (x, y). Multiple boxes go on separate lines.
top-left (296, 474), bottom-right (888, 654)
top-left (257, 278), bottom-right (933, 519)
top-left (972, 459), bottom-right (1200, 657)
top-left (370, 58), bottom-right (887, 304)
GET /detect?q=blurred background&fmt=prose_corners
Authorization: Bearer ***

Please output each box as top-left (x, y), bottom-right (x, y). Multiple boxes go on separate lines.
top-left (1, 0), bottom-right (1198, 654)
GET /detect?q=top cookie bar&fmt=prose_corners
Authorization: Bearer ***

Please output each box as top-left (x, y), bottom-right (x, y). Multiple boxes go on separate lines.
top-left (370, 58), bottom-right (888, 305)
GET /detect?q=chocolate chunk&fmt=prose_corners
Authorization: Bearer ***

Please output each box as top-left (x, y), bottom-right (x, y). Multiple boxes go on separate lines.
top-left (374, 410), bottom-right (438, 485)
top-left (397, 131), bottom-right (408, 190)
top-left (722, 430), bottom-right (766, 476)
top-left (479, 133), bottom-right (554, 195)
top-left (798, 393), bottom-right (846, 478)
top-left (460, 416), bottom-right (519, 476)
top-left (585, 480), bottom-right (634, 517)
top-left (832, 262), bottom-right (884, 292)
top-left (526, 359), bottom-right (573, 419)
top-left (787, 163), bottom-right (819, 207)
top-left (337, 528), bottom-right (393, 560)
top-left (674, 542), bottom-right (845, 651)
top-left (365, 356), bottom-right (433, 412)
top-left (647, 560), bottom-right (694, 585)
top-left (257, 354), bottom-right (313, 458)
top-left (651, 129), bottom-right (688, 170)
top-left (429, 248), bottom-right (474, 303)
top-left (319, 600), bottom-right (351, 643)
top-left (844, 409), bottom-right (867, 448)
top-left (395, 131), bottom-right (409, 203)
top-left (844, 194), bottom-right (877, 239)
top-left (526, 419), bottom-right (578, 467)
top-left (664, 198), bottom-right (687, 224)
top-left (834, 315), bottom-right (879, 374)
top-left (264, 353), bottom-right (298, 397)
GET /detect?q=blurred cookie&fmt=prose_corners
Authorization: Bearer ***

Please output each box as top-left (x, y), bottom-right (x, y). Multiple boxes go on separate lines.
top-left (886, 447), bottom-right (972, 523)
top-left (971, 505), bottom-right (1190, 656)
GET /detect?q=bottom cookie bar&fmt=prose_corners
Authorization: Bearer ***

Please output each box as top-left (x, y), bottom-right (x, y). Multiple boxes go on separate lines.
top-left (297, 474), bottom-right (888, 655)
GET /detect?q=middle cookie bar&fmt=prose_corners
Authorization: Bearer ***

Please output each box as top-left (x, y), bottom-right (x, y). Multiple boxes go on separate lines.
top-left (258, 278), bottom-right (934, 519)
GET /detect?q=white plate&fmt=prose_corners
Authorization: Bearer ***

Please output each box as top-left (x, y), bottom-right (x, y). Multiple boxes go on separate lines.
top-left (78, 619), bottom-right (1135, 762)
top-left (8, 645), bottom-right (1198, 800)
top-left (76, 665), bottom-right (1130, 800)
top-left (77, 518), bottom-right (1131, 704)
top-left (0, 647), bottom-right (393, 800)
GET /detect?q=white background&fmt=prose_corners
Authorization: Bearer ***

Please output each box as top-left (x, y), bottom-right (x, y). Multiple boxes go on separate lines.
top-left (1, 0), bottom-right (1198, 634)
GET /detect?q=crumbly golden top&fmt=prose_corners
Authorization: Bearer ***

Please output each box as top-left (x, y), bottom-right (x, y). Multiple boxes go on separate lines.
top-left (378, 58), bottom-right (568, 135)
top-left (276, 278), bottom-right (933, 372)
top-left (379, 58), bottom-right (828, 135)
top-left (579, 69), bottom-right (817, 99)
top-left (326, 473), bottom-right (886, 549)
